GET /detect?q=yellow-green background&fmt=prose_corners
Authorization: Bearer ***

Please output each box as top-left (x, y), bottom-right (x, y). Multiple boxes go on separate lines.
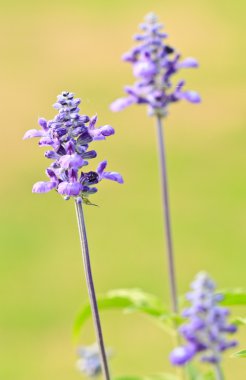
top-left (0, 0), bottom-right (245, 379)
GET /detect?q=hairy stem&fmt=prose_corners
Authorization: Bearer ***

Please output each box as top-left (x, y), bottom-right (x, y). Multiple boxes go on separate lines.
top-left (75, 200), bottom-right (110, 380)
top-left (155, 115), bottom-right (178, 313)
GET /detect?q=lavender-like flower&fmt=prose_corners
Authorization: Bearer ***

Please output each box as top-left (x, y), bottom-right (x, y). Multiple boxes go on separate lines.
top-left (76, 344), bottom-right (112, 377)
top-left (170, 273), bottom-right (237, 379)
top-left (110, 12), bottom-right (200, 117)
top-left (24, 91), bottom-right (123, 204)
top-left (24, 91), bottom-right (123, 380)
top-left (110, 13), bottom-right (201, 314)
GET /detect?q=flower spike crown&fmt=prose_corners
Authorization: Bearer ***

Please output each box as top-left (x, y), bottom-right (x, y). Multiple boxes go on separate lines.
top-left (23, 91), bottom-right (123, 203)
top-left (170, 272), bottom-right (237, 366)
top-left (110, 12), bottom-right (201, 117)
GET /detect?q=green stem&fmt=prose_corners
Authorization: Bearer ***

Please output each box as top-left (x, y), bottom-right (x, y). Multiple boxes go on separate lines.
top-left (214, 362), bottom-right (224, 380)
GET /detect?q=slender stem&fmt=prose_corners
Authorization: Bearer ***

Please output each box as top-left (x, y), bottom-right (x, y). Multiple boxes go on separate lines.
top-left (155, 115), bottom-right (178, 314)
top-left (75, 200), bottom-right (111, 380)
top-left (214, 362), bottom-right (225, 380)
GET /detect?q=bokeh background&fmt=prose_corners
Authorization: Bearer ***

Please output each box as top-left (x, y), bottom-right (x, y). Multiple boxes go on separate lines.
top-left (0, 0), bottom-right (245, 379)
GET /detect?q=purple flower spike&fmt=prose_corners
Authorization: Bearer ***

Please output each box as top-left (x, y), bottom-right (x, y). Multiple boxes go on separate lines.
top-left (111, 12), bottom-right (201, 117)
top-left (24, 91), bottom-right (123, 203)
top-left (170, 272), bottom-right (238, 367)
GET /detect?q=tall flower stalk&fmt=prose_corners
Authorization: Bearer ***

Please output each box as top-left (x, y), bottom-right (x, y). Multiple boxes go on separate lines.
top-left (110, 12), bottom-right (201, 314)
top-left (23, 91), bottom-right (123, 380)
top-left (75, 200), bottom-right (110, 380)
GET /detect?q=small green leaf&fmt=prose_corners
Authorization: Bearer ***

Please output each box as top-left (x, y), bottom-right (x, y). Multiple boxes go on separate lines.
top-left (233, 349), bottom-right (246, 358)
top-left (74, 288), bottom-right (171, 338)
top-left (230, 317), bottom-right (246, 326)
top-left (220, 289), bottom-right (246, 306)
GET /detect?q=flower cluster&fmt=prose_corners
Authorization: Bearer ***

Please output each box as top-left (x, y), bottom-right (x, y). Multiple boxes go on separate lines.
top-left (76, 344), bottom-right (112, 377)
top-left (23, 91), bottom-right (123, 202)
top-left (111, 12), bottom-right (201, 117)
top-left (170, 272), bottom-right (237, 366)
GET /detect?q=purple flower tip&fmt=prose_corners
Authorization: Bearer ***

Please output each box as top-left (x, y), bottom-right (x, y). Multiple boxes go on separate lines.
top-left (170, 346), bottom-right (195, 366)
top-left (32, 181), bottom-right (56, 193)
top-left (111, 13), bottom-right (200, 117)
top-left (23, 129), bottom-right (44, 140)
top-left (110, 97), bottom-right (136, 112)
top-left (178, 57), bottom-right (199, 69)
top-left (183, 91), bottom-right (201, 103)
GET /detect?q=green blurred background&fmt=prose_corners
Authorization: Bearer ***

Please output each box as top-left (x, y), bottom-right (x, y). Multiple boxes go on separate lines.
top-left (0, 0), bottom-right (245, 379)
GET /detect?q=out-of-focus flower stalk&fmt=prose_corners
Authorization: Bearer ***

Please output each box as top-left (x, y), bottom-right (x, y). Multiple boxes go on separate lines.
top-left (156, 115), bottom-right (178, 313)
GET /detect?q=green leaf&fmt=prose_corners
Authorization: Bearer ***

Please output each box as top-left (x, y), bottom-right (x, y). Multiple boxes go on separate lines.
top-left (233, 349), bottom-right (246, 358)
top-left (74, 288), bottom-right (173, 338)
top-left (220, 289), bottom-right (246, 306)
top-left (231, 316), bottom-right (246, 326)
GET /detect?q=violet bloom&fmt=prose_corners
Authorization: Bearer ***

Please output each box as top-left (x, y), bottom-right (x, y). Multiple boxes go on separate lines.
top-left (76, 344), bottom-right (112, 377)
top-left (111, 12), bottom-right (201, 117)
top-left (170, 273), bottom-right (238, 366)
top-left (23, 91), bottom-right (123, 203)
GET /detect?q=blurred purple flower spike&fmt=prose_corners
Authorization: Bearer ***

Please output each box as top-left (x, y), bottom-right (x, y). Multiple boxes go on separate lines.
top-left (111, 12), bottom-right (201, 117)
top-left (170, 272), bottom-right (238, 368)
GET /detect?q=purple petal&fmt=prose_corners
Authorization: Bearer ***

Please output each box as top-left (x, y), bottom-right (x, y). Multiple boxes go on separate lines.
top-left (110, 97), bottom-right (136, 112)
top-left (23, 129), bottom-right (45, 140)
top-left (38, 137), bottom-right (54, 146)
top-left (45, 150), bottom-right (59, 159)
top-left (89, 115), bottom-right (98, 130)
top-left (122, 51), bottom-right (136, 63)
top-left (183, 91), bottom-right (201, 103)
top-left (32, 181), bottom-right (56, 193)
top-left (133, 61), bottom-right (157, 79)
top-left (38, 118), bottom-right (48, 130)
top-left (59, 153), bottom-right (84, 169)
top-left (82, 150), bottom-right (97, 159)
top-left (178, 57), bottom-right (199, 69)
top-left (100, 125), bottom-right (115, 137)
top-left (58, 182), bottom-right (82, 196)
top-left (90, 125), bottom-right (115, 140)
top-left (97, 160), bottom-right (107, 176)
top-left (170, 345), bottom-right (195, 366)
top-left (102, 172), bottom-right (124, 184)
top-left (46, 168), bottom-right (58, 183)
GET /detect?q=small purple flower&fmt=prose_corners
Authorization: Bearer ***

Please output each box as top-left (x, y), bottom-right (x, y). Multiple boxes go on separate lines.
top-left (111, 12), bottom-right (201, 117)
top-left (24, 91), bottom-right (123, 203)
top-left (170, 272), bottom-right (238, 366)
top-left (76, 344), bottom-right (112, 377)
